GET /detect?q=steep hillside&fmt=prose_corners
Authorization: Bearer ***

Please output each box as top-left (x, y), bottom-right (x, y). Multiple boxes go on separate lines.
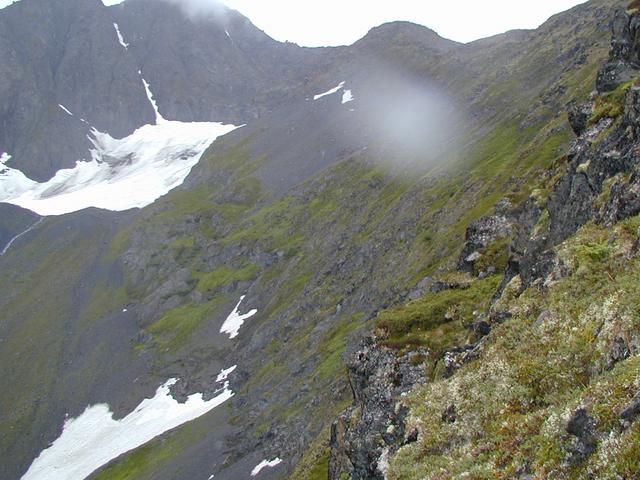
top-left (109, 0), bottom-right (336, 124)
top-left (0, 0), bottom-right (154, 180)
top-left (0, 1), bottom-right (634, 480)
top-left (328, 4), bottom-right (640, 480)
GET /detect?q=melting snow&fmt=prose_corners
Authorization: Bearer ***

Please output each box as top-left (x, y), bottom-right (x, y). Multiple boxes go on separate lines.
top-left (313, 81), bottom-right (345, 100)
top-left (21, 369), bottom-right (236, 480)
top-left (0, 77), bottom-right (239, 216)
top-left (58, 104), bottom-right (74, 116)
top-left (251, 458), bottom-right (283, 476)
top-left (141, 77), bottom-right (165, 124)
top-left (341, 90), bottom-right (354, 104)
top-left (220, 296), bottom-right (257, 339)
top-left (113, 23), bottom-right (129, 50)
top-left (0, 120), bottom-right (238, 216)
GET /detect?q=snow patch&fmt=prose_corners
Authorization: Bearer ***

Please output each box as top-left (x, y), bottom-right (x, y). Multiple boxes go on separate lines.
top-left (216, 365), bottom-right (237, 382)
top-left (220, 296), bottom-right (257, 339)
top-left (225, 29), bottom-right (231, 38)
top-left (142, 78), bottom-right (165, 124)
top-left (113, 23), bottom-right (129, 50)
top-left (313, 81), bottom-right (345, 100)
top-left (0, 152), bottom-right (10, 164)
top-left (341, 90), bottom-right (354, 104)
top-left (58, 104), bottom-right (74, 116)
top-left (251, 458), bottom-right (283, 476)
top-left (0, 119), bottom-right (238, 216)
top-left (21, 369), bottom-right (235, 480)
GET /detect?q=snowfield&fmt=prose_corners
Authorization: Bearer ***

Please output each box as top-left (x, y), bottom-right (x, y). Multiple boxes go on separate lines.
top-left (342, 89), bottom-right (354, 104)
top-left (113, 22), bottom-right (129, 49)
top-left (21, 371), bottom-right (236, 480)
top-left (0, 78), bottom-right (239, 216)
top-left (0, 120), bottom-right (237, 216)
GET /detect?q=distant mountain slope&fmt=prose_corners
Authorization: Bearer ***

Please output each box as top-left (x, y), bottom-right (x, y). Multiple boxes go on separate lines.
top-left (0, 0), bottom-right (154, 181)
top-left (109, 0), bottom-right (337, 124)
top-left (0, 0), bottom-right (337, 183)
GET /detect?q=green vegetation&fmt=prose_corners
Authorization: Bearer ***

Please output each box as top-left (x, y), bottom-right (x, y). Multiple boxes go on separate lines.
top-left (388, 218), bottom-right (640, 479)
top-left (377, 275), bottom-right (501, 356)
top-left (92, 408), bottom-right (213, 480)
top-left (474, 236), bottom-right (512, 274)
top-left (590, 80), bottom-right (633, 125)
top-left (146, 295), bottom-right (227, 352)
top-left (194, 263), bottom-right (258, 293)
top-left (316, 314), bottom-right (364, 380)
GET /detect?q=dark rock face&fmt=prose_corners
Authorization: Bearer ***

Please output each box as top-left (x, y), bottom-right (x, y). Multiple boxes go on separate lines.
top-left (329, 338), bottom-right (428, 480)
top-left (564, 408), bottom-right (598, 465)
top-left (0, 0), bottom-right (334, 182)
top-left (567, 100), bottom-right (594, 136)
top-left (110, 0), bottom-right (334, 125)
top-left (596, 9), bottom-right (640, 93)
top-left (0, 0), bottom-right (154, 181)
top-left (511, 8), bottom-right (640, 287)
top-left (620, 391), bottom-right (640, 428)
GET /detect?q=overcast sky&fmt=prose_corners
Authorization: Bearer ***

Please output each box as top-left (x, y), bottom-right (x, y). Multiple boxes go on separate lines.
top-left (0, 0), bottom-right (589, 46)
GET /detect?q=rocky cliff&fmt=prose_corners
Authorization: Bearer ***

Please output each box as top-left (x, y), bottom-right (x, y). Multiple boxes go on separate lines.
top-left (327, 4), bottom-right (640, 479)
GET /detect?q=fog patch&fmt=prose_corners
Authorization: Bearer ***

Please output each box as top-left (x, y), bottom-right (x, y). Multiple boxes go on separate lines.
top-left (157, 0), bottom-right (230, 22)
top-left (355, 69), bottom-right (466, 174)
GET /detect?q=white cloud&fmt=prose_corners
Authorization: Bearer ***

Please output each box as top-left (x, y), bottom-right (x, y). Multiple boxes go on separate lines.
top-left (222, 0), bottom-right (589, 46)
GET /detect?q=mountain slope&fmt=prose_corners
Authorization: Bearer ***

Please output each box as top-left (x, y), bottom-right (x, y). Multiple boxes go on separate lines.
top-left (109, 0), bottom-right (337, 124)
top-left (329, 4), bottom-right (640, 480)
top-left (0, 1), bottom-right (634, 480)
top-left (0, 0), bottom-right (154, 181)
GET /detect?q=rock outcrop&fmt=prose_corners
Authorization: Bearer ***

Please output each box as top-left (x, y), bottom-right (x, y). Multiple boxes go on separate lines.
top-left (329, 338), bottom-right (428, 480)
top-left (513, 6), bottom-right (640, 287)
top-left (597, 8), bottom-right (640, 92)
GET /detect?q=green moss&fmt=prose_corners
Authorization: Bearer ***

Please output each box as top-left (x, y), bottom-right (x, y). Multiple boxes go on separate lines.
top-left (306, 450), bottom-right (331, 480)
top-left (146, 295), bottom-right (226, 352)
top-left (92, 404), bottom-right (213, 480)
top-left (590, 81), bottom-right (633, 125)
top-left (474, 236), bottom-right (512, 274)
top-left (81, 285), bottom-right (129, 326)
top-left (91, 442), bottom-right (176, 480)
top-left (316, 313), bottom-right (363, 380)
top-left (288, 426), bottom-right (332, 480)
top-left (169, 237), bottom-right (196, 250)
top-left (194, 263), bottom-right (259, 293)
top-left (108, 227), bottom-right (133, 260)
top-left (378, 275), bottom-right (501, 355)
top-left (574, 239), bottom-right (612, 262)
